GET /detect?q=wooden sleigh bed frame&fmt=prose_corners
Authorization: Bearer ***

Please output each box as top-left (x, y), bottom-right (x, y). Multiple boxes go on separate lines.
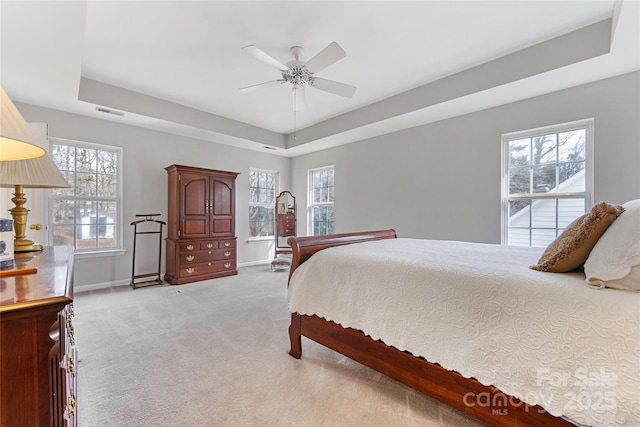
top-left (286, 230), bottom-right (574, 427)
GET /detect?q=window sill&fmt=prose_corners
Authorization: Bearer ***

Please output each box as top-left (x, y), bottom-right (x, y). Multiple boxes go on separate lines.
top-left (73, 249), bottom-right (126, 259)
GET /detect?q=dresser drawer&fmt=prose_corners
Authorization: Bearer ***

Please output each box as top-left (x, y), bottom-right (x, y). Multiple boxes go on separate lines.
top-left (200, 241), bottom-right (218, 250)
top-left (211, 248), bottom-right (235, 261)
top-left (179, 240), bottom-right (236, 252)
top-left (179, 242), bottom-right (199, 252)
top-left (179, 260), bottom-right (236, 277)
top-left (180, 250), bottom-right (214, 265)
top-left (179, 248), bottom-right (235, 265)
top-left (219, 239), bottom-right (235, 249)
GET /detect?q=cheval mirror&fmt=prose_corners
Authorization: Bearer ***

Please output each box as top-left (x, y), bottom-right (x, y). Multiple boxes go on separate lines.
top-left (272, 191), bottom-right (296, 271)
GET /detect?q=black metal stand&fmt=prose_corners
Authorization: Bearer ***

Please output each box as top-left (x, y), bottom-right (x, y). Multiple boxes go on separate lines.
top-left (130, 214), bottom-right (166, 289)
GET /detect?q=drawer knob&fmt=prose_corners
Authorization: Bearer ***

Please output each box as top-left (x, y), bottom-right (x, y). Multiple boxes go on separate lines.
top-left (68, 354), bottom-right (76, 377)
top-left (186, 255), bottom-right (194, 262)
top-left (207, 243), bottom-right (214, 248)
top-left (64, 394), bottom-right (76, 420)
top-left (186, 268), bottom-right (195, 274)
top-left (224, 242), bottom-right (231, 247)
top-left (186, 244), bottom-right (194, 251)
top-left (224, 251), bottom-right (231, 257)
top-left (224, 262), bottom-right (231, 269)
top-left (66, 313), bottom-right (75, 345)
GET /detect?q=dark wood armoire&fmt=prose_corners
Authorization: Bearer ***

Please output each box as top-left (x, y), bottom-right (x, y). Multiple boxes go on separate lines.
top-left (164, 164), bottom-right (239, 285)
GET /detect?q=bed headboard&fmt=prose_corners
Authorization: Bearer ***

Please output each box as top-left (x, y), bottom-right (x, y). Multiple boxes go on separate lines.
top-left (286, 229), bottom-right (397, 285)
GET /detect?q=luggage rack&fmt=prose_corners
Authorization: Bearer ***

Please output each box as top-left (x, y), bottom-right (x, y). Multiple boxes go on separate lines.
top-left (130, 214), bottom-right (166, 289)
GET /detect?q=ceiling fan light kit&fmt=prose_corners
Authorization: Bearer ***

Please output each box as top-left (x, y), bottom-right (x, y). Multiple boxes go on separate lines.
top-left (239, 41), bottom-right (357, 103)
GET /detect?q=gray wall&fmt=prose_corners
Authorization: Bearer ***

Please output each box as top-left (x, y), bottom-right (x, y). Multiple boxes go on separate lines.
top-left (14, 71), bottom-right (639, 287)
top-left (291, 72), bottom-right (640, 243)
top-left (16, 104), bottom-right (291, 288)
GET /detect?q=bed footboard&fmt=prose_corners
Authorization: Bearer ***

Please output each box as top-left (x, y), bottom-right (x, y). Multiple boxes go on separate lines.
top-left (286, 228), bottom-right (397, 358)
top-left (286, 229), bottom-right (397, 285)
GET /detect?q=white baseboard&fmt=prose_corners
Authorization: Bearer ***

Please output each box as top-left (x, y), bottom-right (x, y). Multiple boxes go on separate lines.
top-left (238, 259), bottom-right (271, 268)
top-left (75, 260), bottom-right (273, 293)
top-left (75, 279), bottom-right (130, 293)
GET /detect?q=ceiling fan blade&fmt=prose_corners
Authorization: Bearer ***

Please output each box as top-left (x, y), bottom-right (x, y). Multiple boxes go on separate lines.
top-left (309, 77), bottom-right (357, 98)
top-left (239, 80), bottom-right (285, 93)
top-left (303, 42), bottom-right (346, 74)
top-left (293, 87), bottom-right (306, 111)
top-left (242, 45), bottom-right (289, 71)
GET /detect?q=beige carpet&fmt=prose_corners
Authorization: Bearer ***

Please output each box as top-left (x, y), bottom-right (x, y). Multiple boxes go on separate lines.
top-left (75, 265), bottom-right (486, 427)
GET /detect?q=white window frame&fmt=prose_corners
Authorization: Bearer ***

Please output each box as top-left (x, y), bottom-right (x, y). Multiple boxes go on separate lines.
top-left (48, 137), bottom-right (124, 257)
top-left (308, 165), bottom-right (335, 236)
top-left (501, 118), bottom-right (594, 246)
top-left (248, 168), bottom-right (279, 241)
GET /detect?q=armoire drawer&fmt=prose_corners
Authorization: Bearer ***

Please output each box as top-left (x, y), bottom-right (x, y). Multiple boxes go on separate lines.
top-left (179, 260), bottom-right (237, 277)
top-left (219, 239), bottom-right (235, 249)
top-left (180, 248), bottom-right (236, 265)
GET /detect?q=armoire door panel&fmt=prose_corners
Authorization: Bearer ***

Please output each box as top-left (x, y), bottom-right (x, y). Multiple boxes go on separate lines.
top-left (182, 174), bottom-right (208, 217)
top-left (212, 219), bottom-right (232, 234)
top-left (183, 219), bottom-right (207, 237)
top-left (180, 171), bottom-right (209, 238)
top-left (212, 180), bottom-right (232, 216)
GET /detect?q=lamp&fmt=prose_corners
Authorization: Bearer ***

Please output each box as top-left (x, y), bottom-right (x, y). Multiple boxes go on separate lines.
top-left (0, 85), bottom-right (46, 161)
top-left (0, 148), bottom-right (69, 252)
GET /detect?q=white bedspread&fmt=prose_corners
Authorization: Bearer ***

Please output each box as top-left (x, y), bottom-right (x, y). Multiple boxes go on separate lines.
top-left (288, 238), bottom-right (640, 426)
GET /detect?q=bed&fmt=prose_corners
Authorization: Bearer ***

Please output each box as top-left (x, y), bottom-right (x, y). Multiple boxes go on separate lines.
top-left (286, 229), bottom-right (640, 427)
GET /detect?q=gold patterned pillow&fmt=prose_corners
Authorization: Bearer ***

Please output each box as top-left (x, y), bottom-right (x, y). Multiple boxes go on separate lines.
top-left (530, 202), bottom-right (625, 273)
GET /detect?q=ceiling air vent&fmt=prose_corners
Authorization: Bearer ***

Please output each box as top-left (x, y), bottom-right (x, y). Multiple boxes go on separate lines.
top-left (95, 106), bottom-right (125, 116)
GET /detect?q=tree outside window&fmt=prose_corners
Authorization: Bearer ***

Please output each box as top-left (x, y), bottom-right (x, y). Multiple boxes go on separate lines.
top-left (49, 139), bottom-right (122, 251)
top-left (249, 169), bottom-right (278, 238)
top-left (309, 167), bottom-right (334, 236)
top-left (502, 120), bottom-right (592, 247)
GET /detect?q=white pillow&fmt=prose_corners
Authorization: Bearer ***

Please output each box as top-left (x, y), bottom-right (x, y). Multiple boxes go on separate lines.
top-left (584, 199), bottom-right (640, 291)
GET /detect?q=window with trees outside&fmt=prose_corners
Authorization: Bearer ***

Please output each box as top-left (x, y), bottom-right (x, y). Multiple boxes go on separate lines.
top-left (249, 169), bottom-right (278, 239)
top-left (502, 119), bottom-right (593, 247)
top-left (49, 139), bottom-right (123, 252)
top-left (309, 166), bottom-right (334, 236)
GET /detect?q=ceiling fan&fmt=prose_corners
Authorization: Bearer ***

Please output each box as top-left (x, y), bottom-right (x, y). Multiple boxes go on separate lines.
top-left (239, 42), bottom-right (357, 110)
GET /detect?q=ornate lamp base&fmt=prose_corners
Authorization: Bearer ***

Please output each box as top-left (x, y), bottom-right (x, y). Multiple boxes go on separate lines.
top-left (14, 240), bottom-right (44, 253)
top-left (9, 185), bottom-right (44, 253)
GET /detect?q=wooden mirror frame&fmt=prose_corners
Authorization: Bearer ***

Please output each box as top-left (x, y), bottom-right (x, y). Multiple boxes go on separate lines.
top-left (275, 191), bottom-right (296, 257)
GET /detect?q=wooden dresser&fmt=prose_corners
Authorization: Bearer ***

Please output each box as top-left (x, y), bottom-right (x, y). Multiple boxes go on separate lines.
top-left (165, 164), bottom-right (239, 285)
top-left (0, 246), bottom-right (76, 427)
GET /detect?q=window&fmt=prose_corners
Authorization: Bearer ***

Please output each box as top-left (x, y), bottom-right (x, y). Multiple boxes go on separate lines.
top-left (249, 169), bottom-right (278, 238)
top-left (49, 138), bottom-right (123, 253)
top-left (309, 166), bottom-right (334, 236)
top-left (501, 119), bottom-right (593, 247)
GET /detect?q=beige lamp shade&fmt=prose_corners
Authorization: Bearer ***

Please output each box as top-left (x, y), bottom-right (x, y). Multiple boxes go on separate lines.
top-left (0, 86), bottom-right (46, 161)
top-left (0, 153), bottom-right (70, 188)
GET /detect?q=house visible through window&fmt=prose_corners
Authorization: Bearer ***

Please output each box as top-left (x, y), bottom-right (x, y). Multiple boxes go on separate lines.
top-left (249, 169), bottom-right (278, 238)
top-left (49, 138), bottom-right (123, 252)
top-left (501, 119), bottom-right (593, 247)
top-left (309, 166), bottom-right (334, 236)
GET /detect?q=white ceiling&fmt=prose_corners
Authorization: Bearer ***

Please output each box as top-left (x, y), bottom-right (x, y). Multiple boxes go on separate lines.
top-left (1, 1), bottom-right (638, 157)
